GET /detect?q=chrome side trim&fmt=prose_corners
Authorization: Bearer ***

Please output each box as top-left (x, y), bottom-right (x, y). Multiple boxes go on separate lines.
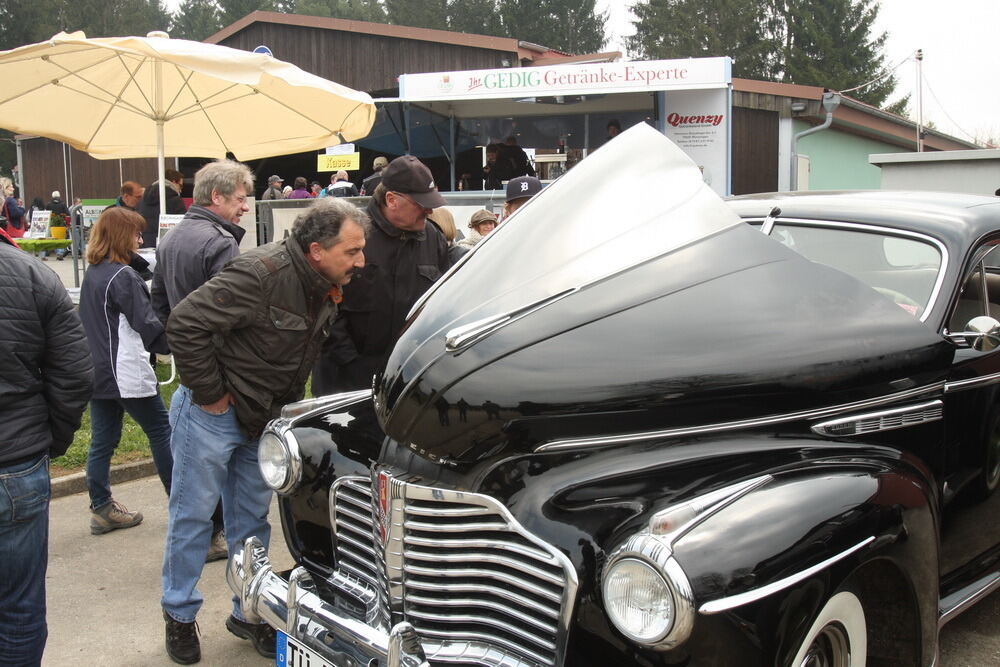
top-left (811, 400), bottom-right (943, 437)
top-left (698, 536), bottom-right (875, 614)
top-left (650, 475), bottom-right (773, 547)
top-left (945, 371), bottom-right (1000, 393)
top-left (938, 572), bottom-right (1000, 628)
top-left (536, 382), bottom-right (946, 452)
top-left (280, 389), bottom-right (371, 423)
top-left (444, 288), bottom-right (576, 354)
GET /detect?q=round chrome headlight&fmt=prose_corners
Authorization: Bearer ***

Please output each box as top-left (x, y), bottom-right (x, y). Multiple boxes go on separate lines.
top-left (603, 557), bottom-right (676, 643)
top-left (258, 431), bottom-right (292, 491)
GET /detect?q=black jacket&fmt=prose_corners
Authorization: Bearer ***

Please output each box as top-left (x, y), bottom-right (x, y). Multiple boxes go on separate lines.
top-left (46, 198), bottom-right (70, 217)
top-left (360, 171), bottom-right (382, 196)
top-left (0, 236), bottom-right (93, 464)
top-left (138, 181), bottom-right (187, 248)
top-left (167, 238), bottom-right (337, 437)
top-left (313, 199), bottom-right (449, 393)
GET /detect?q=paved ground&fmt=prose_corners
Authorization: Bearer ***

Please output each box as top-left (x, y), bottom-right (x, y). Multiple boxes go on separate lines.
top-left (43, 474), bottom-right (998, 666)
top-left (44, 475), bottom-right (292, 666)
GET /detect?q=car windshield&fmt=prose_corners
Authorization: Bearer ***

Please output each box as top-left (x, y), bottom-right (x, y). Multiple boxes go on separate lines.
top-left (407, 124), bottom-right (742, 339)
top-left (768, 222), bottom-right (943, 320)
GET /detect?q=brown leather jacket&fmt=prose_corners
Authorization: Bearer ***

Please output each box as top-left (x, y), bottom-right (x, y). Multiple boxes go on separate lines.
top-left (167, 237), bottom-right (337, 437)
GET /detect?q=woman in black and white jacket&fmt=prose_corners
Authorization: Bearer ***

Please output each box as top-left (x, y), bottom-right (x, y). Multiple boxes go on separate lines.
top-left (79, 207), bottom-right (172, 535)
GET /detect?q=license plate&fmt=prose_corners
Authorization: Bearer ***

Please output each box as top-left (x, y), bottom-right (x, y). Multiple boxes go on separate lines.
top-left (276, 631), bottom-right (335, 667)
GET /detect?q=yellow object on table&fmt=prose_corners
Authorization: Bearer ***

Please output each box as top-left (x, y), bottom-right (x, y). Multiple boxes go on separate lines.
top-left (50, 226), bottom-right (67, 239)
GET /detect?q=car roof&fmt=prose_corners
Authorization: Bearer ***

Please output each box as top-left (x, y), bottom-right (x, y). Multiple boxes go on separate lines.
top-left (726, 190), bottom-right (1000, 249)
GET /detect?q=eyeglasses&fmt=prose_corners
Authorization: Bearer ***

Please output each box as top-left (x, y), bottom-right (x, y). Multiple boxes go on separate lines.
top-left (390, 191), bottom-right (428, 210)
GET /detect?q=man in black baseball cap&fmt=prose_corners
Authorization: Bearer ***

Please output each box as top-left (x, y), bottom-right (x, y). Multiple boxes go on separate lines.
top-left (504, 175), bottom-right (542, 219)
top-left (312, 155), bottom-right (450, 394)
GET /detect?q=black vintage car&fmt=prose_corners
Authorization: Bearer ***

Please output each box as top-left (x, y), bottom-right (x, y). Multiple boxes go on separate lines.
top-left (228, 124), bottom-right (1000, 667)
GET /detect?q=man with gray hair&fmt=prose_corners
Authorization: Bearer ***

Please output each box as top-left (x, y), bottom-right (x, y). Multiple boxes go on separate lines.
top-left (160, 197), bottom-right (368, 664)
top-left (151, 159), bottom-right (254, 565)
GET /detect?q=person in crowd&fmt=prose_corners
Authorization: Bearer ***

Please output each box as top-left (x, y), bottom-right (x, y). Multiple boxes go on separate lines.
top-left (605, 119), bottom-right (622, 144)
top-left (46, 190), bottom-right (70, 217)
top-left (326, 170), bottom-right (359, 198)
top-left (0, 221), bottom-right (93, 666)
top-left (160, 198), bottom-right (368, 664)
top-left (310, 181), bottom-right (323, 197)
top-left (312, 155), bottom-right (449, 394)
top-left (2, 180), bottom-right (25, 238)
top-left (151, 159), bottom-right (253, 563)
top-left (287, 177), bottom-right (311, 199)
top-left (457, 209), bottom-right (498, 250)
top-left (261, 174), bottom-right (284, 200)
top-left (26, 196), bottom-right (44, 229)
top-left (482, 143), bottom-right (511, 190)
top-left (282, 184), bottom-right (293, 198)
top-left (427, 207), bottom-right (468, 265)
top-left (78, 208), bottom-right (173, 535)
top-left (104, 181), bottom-right (144, 213)
top-left (503, 175), bottom-right (542, 220)
top-left (501, 135), bottom-right (535, 178)
top-left (44, 190), bottom-right (74, 260)
top-left (360, 156), bottom-right (388, 195)
top-left (138, 168), bottom-right (187, 248)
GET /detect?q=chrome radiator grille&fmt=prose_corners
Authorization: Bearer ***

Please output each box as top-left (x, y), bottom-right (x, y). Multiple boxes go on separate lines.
top-left (330, 474), bottom-right (577, 667)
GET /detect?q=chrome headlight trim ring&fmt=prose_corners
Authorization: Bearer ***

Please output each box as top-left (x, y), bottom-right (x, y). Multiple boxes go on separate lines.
top-left (259, 421), bottom-right (303, 495)
top-left (603, 533), bottom-right (695, 650)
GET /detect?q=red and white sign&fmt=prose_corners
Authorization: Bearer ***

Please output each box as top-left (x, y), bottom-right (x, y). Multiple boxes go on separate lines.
top-left (399, 57), bottom-right (731, 101)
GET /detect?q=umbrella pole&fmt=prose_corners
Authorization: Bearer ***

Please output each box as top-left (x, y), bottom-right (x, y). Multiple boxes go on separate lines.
top-left (156, 58), bottom-right (166, 220)
top-left (157, 119), bottom-right (166, 218)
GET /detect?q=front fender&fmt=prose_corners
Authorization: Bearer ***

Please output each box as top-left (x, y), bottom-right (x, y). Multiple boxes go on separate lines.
top-left (672, 462), bottom-right (938, 665)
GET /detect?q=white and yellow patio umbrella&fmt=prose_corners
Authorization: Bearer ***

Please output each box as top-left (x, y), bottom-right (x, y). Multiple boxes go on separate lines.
top-left (0, 30), bottom-right (376, 213)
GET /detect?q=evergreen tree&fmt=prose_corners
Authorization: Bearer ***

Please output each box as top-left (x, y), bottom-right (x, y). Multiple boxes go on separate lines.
top-left (446, 0), bottom-right (503, 36)
top-left (217, 0), bottom-right (276, 28)
top-left (500, 0), bottom-right (606, 53)
top-left (781, 0), bottom-right (896, 108)
top-left (170, 0), bottom-right (223, 41)
top-left (627, 0), bottom-right (780, 80)
top-left (629, 0), bottom-right (902, 110)
top-left (384, 0), bottom-right (449, 31)
top-left (292, 0), bottom-right (385, 21)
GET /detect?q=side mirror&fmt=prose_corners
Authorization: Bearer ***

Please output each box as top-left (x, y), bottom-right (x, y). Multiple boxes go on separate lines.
top-left (964, 316), bottom-right (1000, 351)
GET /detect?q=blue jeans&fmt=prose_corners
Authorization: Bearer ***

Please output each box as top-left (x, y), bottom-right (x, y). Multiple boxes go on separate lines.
top-left (87, 395), bottom-right (173, 510)
top-left (0, 455), bottom-right (50, 666)
top-left (161, 385), bottom-right (272, 623)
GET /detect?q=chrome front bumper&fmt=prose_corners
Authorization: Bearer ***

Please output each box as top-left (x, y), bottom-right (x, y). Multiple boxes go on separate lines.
top-left (228, 537), bottom-right (429, 667)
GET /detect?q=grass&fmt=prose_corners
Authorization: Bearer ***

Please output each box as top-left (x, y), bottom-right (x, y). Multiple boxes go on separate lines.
top-left (51, 363), bottom-right (315, 476)
top-left (51, 362), bottom-right (180, 477)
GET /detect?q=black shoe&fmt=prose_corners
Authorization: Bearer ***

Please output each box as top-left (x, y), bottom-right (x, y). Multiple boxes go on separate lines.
top-left (225, 615), bottom-right (276, 658)
top-left (164, 611), bottom-right (201, 664)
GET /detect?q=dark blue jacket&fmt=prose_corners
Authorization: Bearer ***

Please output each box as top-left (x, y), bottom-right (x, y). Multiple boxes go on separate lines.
top-left (79, 260), bottom-right (169, 399)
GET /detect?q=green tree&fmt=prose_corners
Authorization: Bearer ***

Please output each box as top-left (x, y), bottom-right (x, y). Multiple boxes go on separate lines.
top-left (55, 0), bottom-right (172, 38)
top-left (0, 0), bottom-right (61, 51)
top-left (499, 0), bottom-right (606, 53)
top-left (627, 0), bottom-right (781, 79)
top-left (781, 0), bottom-right (897, 108)
top-left (446, 0), bottom-right (503, 36)
top-left (629, 0), bottom-right (903, 110)
top-left (384, 0), bottom-right (449, 30)
top-left (170, 0), bottom-right (223, 41)
top-left (292, 0), bottom-right (384, 21)
top-left (217, 0), bottom-right (276, 28)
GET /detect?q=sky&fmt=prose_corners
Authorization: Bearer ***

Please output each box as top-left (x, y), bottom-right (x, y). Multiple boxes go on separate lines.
top-left (596, 0), bottom-right (1000, 146)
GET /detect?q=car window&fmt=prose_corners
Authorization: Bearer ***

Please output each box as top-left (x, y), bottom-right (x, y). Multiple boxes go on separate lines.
top-left (948, 242), bottom-right (1000, 333)
top-left (769, 223), bottom-right (942, 319)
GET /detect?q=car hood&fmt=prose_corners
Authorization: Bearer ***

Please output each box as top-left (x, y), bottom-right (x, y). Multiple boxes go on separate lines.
top-left (374, 125), bottom-right (953, 465)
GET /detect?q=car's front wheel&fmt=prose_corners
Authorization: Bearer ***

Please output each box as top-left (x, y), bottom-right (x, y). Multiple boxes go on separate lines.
top-left (792, 589), bottom-right (867, 667)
